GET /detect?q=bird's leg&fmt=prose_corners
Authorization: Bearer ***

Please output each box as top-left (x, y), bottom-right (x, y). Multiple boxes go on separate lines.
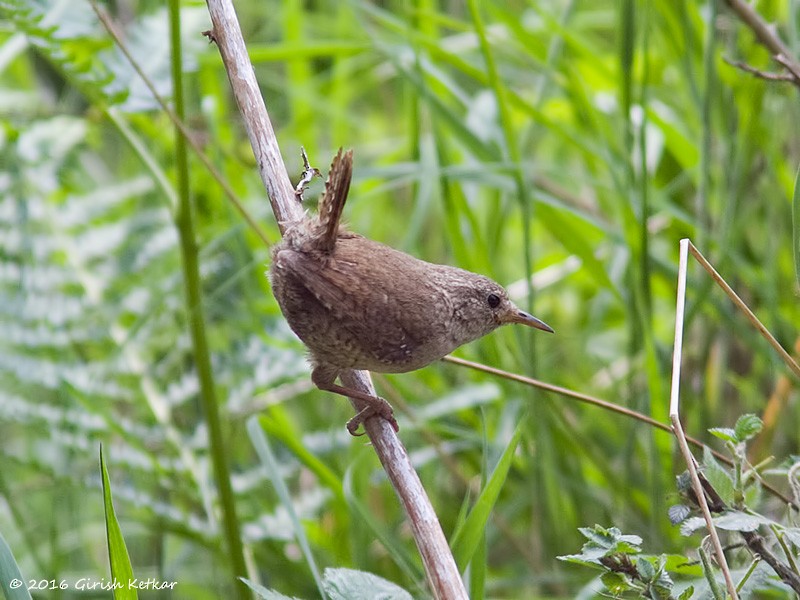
top-left (311, 365), bottom-right (399, 436)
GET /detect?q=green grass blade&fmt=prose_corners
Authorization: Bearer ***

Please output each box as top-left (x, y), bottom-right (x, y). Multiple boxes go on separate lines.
top-left (258, 413), bottom-right (344, 502)
top-left (246, 417), bottom-right (328, 600)
top-left (468, 415), bottom-right (489, 600)
top-left (536, 202), bottom-right (621, 299)
top-left (451, 419), bottom-right (525, 571)
top-left (342, 456), bottom-right (422, 584)
top-left (0, 531), bottom-right (32, 600)
top-left (100, 445), bottom-right (138, 600)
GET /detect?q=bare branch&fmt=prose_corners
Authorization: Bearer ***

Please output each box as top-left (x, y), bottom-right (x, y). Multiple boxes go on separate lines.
top-left (723, 56), bottom-right (796, 82)
top-left (203, 1), bottom-right (468, 597)
top-left (722, 0), bottom-right (800, 88)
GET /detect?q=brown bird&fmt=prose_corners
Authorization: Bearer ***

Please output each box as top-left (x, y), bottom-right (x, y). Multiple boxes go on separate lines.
top-left (269, 149), bottom-right (553, 435)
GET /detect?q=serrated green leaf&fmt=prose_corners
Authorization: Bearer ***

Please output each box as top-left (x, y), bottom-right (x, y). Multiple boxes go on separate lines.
top-left (636, 556), bottom-right (655, 581)
top-left (614, 541), bottom-right (643, 555)
top-left (651, 560), bottom-right (675, 597)
top-left (733, 414), bottom-right (763, 442)
top-left (100, 445), bottom-right (137, 600)
top-left (708, 427), bottom-right (736, 443)
top-left (322, 568), bottom-right (413, 600)
top-left (679, 517), bottom-right (707, 537)
top-left (600, 571), bottom-right (629, 594)
top-left (668, 504), bottom-right (691, 525)
top-left (618, 533), bottom-right (644, 547)
top-left (783, 527), bottom-right (800, 549)
top-left (702, 447), bottom-right (734, 504)
top-left (577, 525), bottom-right (609, 548)
top-left (556, 553), bottom-right (605, 568)
top-left (241, 578), bottom-right (304, 600)
top-left (713, 511), bottom-right (772, 532)
top-left (581, 525), bottom-right (617, 549)
top-left (556, 554), bottom-right (605, 570)
top-left (678, 585), bottom-right (695, 599)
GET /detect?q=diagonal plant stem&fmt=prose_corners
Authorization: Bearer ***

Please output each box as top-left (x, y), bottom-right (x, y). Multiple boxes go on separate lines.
top-left (203, 1), bottom-right (468, 598)
top-left (89, 0), bottom-right (270, 247)
top-left (669, 237), bottom-right (800, 598)
top-left (686, 241), bottom-right (800, 379)
top-left (442, 355), bottom-right (798, 509)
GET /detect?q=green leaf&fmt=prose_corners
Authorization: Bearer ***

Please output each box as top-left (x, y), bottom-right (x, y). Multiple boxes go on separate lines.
top-left (556, 553), bottom-right (606, 569)
top-left (707, 427), bottom-right (736, 443)
top-left (535, 202), bottom-right (622, 300)
top-left (451, 420), bottom-right (525, 571)
top-left (678, 585), bottom-right (695, 599)
top-left (247, 418), bottom-right (327, 600)
top-left (600, 571), bottom-right (629, 594)
top-left (0, 530), bottom-right (32, 600)
top-left (783, 527), bottom-right (800, 549)
top-left (663, 554), bottom-right (703, 577)
top-left (100, 445), bottom-right (138, 600)
top-left (636, 556), bottom-right (655, 581)
top-left (241, 578), bottom-right (304, 600)
top-left (733, 414), bottom-right (763, 442)
top-left (668, 504), bottom-right (691, 525)
top-left (679, 517), bottom-right (707, 537)
top-left (322, 568), bottom-right (413, 600)
top-left (702, 447), bottom-right (734, 505)
top-left (712, 511), bottom-right (772, 532)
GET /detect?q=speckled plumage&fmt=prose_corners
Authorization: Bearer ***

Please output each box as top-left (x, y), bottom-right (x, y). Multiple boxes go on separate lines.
top-left (269, 149), bottom-right (552, 434)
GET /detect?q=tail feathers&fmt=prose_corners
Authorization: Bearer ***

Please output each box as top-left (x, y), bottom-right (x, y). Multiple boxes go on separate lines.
top-left (317, 148), bottom-right (353, 253)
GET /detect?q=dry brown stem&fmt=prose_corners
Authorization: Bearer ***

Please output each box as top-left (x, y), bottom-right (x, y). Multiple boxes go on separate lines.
top-left (203, 1), bottom-right (467, 597)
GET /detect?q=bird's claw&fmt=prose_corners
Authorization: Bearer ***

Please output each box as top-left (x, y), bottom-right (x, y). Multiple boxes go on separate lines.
top-left (346, 397), bottom-right (399, 436)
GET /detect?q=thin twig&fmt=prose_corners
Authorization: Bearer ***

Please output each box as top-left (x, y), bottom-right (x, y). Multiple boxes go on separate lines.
top-left (89, 0), bottom-right (271, 247)
top-left (740, 530), bottom-right (800, 593)
top-left (687, 241), bottom-right (800, 380)
top-left (721, 0), bottom-right (800, 88)
top-left (775, 54), bottom-right (800, 83)
top-left (202, 1), bottom-right (467, 598)
top-left (442, 355), bottom-right (798, 509)
top-left (444, 356), bottom-right (670, 432)
top-left (723, 56), bottom-right (796, 82)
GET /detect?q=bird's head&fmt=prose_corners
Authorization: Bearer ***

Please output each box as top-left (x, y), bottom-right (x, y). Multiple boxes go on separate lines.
top-left (444, 270), bottom-right (553, 346)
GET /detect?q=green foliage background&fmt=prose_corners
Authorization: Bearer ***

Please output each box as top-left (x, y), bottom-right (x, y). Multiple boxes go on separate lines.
top-left (1, 0), bottom-right (799, 597)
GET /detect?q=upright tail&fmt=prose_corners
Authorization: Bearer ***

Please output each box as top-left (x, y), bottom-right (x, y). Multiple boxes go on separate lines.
top-left (316, 148), bottom-right (353, 253)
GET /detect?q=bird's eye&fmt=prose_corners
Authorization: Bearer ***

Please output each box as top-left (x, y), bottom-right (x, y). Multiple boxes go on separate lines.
top-left (487, 293), bottom-right (501, 308)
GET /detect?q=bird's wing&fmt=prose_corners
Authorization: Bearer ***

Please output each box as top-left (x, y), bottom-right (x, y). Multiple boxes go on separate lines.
top-left (274, 248), bottom-right (354, 317)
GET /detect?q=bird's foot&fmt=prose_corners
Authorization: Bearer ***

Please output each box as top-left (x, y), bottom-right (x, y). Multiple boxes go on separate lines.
top-left (310, 368), bottom-right (400, 436)
top-left (346, 396), bottom-right (399, 436)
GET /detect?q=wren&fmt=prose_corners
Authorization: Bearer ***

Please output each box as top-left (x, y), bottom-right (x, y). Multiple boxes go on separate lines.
top-left (269, 149), bottom-right (553, 435)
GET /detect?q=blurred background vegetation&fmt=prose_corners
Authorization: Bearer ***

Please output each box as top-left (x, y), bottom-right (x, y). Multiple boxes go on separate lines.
top-left (1, 0), bottom-right (799, 597)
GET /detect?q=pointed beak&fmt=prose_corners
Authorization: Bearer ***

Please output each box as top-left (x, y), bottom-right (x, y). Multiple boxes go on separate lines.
top-left (504, 309), bottom-right (554, 333)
